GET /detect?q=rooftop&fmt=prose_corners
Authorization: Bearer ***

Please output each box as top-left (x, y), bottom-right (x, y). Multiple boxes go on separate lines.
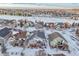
top-left (0, 27), bottom-right (11, 37)
top-left (14, 31), bottom-right (27, 38)
top-left (48, 32), bottom-right (67, 42)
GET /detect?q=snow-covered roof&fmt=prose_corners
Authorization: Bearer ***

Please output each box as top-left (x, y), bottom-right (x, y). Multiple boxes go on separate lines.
top-left (26, 27), bottom-right (36, 32)
top-left (12, 31), bottom-right (19, 35)
top-left (33, 37), bottom-right (43, 42)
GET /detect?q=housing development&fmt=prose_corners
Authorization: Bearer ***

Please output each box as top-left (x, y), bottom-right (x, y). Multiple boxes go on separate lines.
top-left (0, 3), bottom-right (79, 56)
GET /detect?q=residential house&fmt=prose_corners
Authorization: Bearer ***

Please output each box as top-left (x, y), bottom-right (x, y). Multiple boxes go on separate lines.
top-left (56, 23), bottom-right (64, 29)
top-left (2, 20), bottom-right (17, 28)
top-left (18, 20), bottom-right (34, 28)
top-left (0, 27), bottom-right (12, 40)
top-left (13, 31), bottom-right (27, 47)
top-left (48, 32), bottom-right (68, 51)
top-left (56, 22), bottom-right (71, 29)
top-left (0, 28), bottom-right (12, 55)
top-left (25, 30), bottom-right (46, 48)
top-left (24, 21), bottom-right (34, 28)
top-left (72, 22), bottom-right (79, 28)
top-left (14, 31), bottom-right (27, 40)
top-left (64, 22), bottom-right (71, 28)
top-left (35, 21), bottom-right (44, 29)
top-left (45, 23), bottom-right (55, 29)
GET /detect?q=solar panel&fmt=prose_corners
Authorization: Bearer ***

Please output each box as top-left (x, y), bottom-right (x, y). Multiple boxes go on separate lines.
top-left (0, 27), bottom-right (11, 37)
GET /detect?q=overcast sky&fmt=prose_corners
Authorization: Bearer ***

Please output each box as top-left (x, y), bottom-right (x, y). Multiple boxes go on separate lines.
top-left (0, 3), bottom-right (79, 8)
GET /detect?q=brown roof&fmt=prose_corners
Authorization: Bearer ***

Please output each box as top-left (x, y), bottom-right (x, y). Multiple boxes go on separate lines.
top-left (48, 32), bottom-right (67, 42)
top-left (14, 31), bottom-right (26, 38)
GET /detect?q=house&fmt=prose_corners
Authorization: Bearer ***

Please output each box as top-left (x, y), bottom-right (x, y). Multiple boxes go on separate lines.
top-left (25, 30), bottom-right (46, 48)
top-left (72, 22), bottom-right (79, 28)
top-left (56, 23), bottom-right (64, 29)
top-left (24, 21), bottom-right (34, 28)
top-left (70, 15), bottom-right (79, 20)
top-left (45, 23), bottom-right (55, 29)
top-left (56, 22), bottom-right (71, 29)
top-left (0, 27), bottom-right (12, 40)
top-left (35, 21), bottom-right (44, 29)
top-left (12, 31), bottom-right (27, 47)
top-left (64, 22), bottom-right (71, 28)
top-left (27, 30), bottom-right (46, 40)
top-left (18, 20), bottom-right (34, 28)
top-left (2, 20), bottom-right (17, 28)
top-left (36, 30), bottom-right (46, 39)
top-left (48, 32), bottom-right (68, 51)
top-left (26, 21), bottom-right (34, 27)
top-left (14, 31), bottom-right (27, 40)
top-left (18, 20), bottom-right (25, 28)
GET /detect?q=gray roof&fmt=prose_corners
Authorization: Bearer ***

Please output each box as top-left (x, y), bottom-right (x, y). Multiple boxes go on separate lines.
top-left (57, 23), bottom-right (64, 25)
top-left (28, 30), bottom-right (46, 40)
top-left (37, 30), bottom-right (46, 39)
top-left (48, 32), bottom-right (67, 42)
top-left (0, 27), bottom-right (11, 37)
top-left (25, 30), bottom-right (46, 44)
